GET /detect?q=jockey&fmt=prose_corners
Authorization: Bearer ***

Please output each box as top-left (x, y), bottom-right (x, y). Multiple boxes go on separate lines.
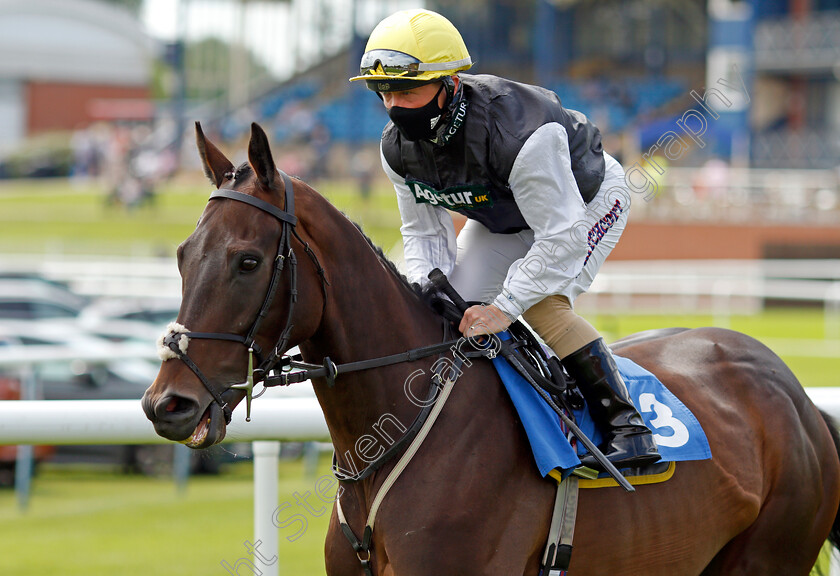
top-left (350, 8), bottom-right (660, 470)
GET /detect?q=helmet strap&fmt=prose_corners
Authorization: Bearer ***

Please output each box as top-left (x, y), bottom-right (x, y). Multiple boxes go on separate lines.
top-left (441, 75), bottom-right (456, 101)
top-left (431, 76), bottom-right (465, 145)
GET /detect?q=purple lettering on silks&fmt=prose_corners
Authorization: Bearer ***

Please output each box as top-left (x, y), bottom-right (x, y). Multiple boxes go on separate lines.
top-left (583, 199), bottom-right (623, 266)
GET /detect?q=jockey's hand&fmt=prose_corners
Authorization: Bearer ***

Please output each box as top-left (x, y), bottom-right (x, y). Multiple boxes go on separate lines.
top-left (459, 304), bottom-right (512, 337)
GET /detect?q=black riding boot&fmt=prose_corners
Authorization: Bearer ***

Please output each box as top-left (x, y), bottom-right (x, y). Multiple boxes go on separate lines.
top-left (561, 338), bottom-right (661, 470)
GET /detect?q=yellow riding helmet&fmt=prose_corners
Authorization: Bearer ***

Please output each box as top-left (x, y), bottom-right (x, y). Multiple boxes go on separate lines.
top-left (349, 9), bottom-right (472, 92)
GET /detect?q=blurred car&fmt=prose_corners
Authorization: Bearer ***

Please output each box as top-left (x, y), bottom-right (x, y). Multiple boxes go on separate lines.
top-left (0, 335), bottom-right (54, 487)
top-left (0, 319), bottom-right (155, 391)
top-left (0, 319), bottom-right (222, 476)
top-left (77, 296), bottom-right (180, 344)
top-left (0, 277), bottom-right (88, 320)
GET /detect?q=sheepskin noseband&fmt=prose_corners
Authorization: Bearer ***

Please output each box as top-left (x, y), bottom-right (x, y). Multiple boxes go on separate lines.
top-left (157, 322), bottom-right (190, 361)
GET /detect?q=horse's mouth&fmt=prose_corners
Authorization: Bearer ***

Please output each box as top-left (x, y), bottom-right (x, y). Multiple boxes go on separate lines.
top-left (180, 402), bottom-right (226, 448)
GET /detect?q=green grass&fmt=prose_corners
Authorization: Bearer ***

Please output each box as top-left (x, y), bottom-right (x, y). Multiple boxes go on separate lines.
top-left (585, 308), bottom-right (840, 388)
top-left (1, 176), bottom-right (836, 388)
top-left (0, 177), bottom-right (837, 574)
top-left (0, 457), bottom-right (333, 576)
top-left (0, 177), bottom-right (401, 257)
top-left (1, 457), bottom-right (836, 576)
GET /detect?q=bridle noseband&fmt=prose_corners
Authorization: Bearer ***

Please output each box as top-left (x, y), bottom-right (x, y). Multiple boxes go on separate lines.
top-left (161, 170), bottom-right (327, 424)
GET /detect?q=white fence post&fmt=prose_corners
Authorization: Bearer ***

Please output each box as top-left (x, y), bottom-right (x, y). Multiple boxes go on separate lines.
top-left (0, 393), bottom-right (329, 572)
top-left (14, 365), bottom-right (38, 511)
top-left (253, 441), bottom-right (281, 576)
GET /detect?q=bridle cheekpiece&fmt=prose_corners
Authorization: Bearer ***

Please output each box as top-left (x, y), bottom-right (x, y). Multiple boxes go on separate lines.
top-left (159, 170), bottom-right (327, 424)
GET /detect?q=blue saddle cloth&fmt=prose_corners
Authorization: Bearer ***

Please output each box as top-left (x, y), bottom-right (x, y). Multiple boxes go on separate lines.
top-left (492, 332), bottom-right (712, 479)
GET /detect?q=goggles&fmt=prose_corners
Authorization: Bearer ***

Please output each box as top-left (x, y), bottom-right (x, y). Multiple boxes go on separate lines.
top-left (359, 49), bottom-right (472, 78)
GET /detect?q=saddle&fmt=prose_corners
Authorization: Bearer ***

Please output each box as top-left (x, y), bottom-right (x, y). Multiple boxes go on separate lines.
top-left (427, 290), bottom-right (674, 477)
top-left (421, 285), bottom-right (586, 417)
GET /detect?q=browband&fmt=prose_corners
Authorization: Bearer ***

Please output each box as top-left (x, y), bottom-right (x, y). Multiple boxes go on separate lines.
top-left (209, 176), bottom-right (297, 225)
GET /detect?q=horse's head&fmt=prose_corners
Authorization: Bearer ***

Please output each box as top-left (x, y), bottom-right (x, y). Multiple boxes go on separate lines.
top-left (142, 122), bottom-right (327, 448)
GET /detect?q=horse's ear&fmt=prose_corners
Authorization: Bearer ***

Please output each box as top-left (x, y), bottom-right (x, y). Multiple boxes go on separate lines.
top-left (248, 122), bottom-right (277, 190)
top-left (195, 122), bottom-right (234, 188)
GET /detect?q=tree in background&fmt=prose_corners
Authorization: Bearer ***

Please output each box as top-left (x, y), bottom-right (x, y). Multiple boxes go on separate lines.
top-left (100, 0), bottom-right (143, 16)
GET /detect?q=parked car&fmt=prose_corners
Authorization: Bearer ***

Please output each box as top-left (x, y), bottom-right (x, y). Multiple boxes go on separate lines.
top-left (77, 296), bottom-right (180, 344)
top-left (0, 277), bottom-right (88, 321)
top-left (0, 335), bottom-right (54, 487)
top-left (0, 319), bottom-right (154, 391)
top-left (0, 319), bottom-right (222, 476)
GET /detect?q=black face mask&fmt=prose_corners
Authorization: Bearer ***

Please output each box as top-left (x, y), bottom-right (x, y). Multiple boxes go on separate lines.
top-left (386, 83), bottom-right (446, 141)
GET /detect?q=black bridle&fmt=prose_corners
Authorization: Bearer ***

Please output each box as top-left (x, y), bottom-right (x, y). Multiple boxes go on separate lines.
top-left (162, 170), bottom-right (327, 424)
top-left (159, 169), bottom-right (479, 435)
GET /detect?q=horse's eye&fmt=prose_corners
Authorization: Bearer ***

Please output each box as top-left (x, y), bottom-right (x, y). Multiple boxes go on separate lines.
top-left (240, 257), bottom-right (259, 272)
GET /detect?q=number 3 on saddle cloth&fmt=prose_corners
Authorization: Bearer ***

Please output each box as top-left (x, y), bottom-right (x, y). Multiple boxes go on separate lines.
top-left (492, 332), bottom-right (712, 482)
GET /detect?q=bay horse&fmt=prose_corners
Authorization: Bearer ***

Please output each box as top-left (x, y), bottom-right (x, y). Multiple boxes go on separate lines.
top-left (142, 122), bottom-right (840, 575)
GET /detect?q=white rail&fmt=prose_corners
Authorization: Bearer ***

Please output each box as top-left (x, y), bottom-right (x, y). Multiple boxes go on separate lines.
top-left (1, 343), bottom-right (838, 575)
top-left (0, 398), bottom-right (328, 576)
top-left (3, 255), bottom-right (840, 302)
top-left (0, 398), bottom-right (329, 445)
top-left (0, 342), bottom-right (159, 365)
top-left (0, 342), bottom-right (327, 576)
top-left (1, 393), bottom-right (836, 447)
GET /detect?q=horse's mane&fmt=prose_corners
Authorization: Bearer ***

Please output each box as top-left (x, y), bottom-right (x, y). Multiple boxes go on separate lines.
top-left (347, 220), bottom-right (450, 319)
top-left (347, 220), bottom-right (420, 295)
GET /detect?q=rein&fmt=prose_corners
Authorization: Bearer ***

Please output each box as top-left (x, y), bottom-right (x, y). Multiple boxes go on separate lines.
top-left (265, 338), bottom-right (463, 388)
top-left (271, 322), bottom-right (491, 485)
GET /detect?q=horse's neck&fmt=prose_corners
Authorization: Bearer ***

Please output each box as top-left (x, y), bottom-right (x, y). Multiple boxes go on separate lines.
top-left (300, 236), bottom-right (444, 463)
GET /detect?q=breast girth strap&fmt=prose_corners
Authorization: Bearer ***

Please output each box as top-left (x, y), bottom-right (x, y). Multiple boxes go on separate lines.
top-left (334, 365), bottom-right (460, 575)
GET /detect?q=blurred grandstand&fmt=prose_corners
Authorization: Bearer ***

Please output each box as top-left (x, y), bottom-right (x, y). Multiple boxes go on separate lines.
top-left (0, 0), bottom-right (839, 235)
top-left (181, 0), bottom-right (840, 220)
top-left (178, 0), bottom-right (840, 240)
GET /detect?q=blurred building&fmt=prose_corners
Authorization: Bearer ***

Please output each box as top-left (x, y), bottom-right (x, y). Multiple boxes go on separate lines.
top-left (752, 0), bottom-right (840, 168)
top-left (263, 0), bottom-right (835, 174)
top-left (431, 0), bottom-right (840, 170)
top-left (0, 0), bottom-right (155, 152)
top-left (430, 0), bottom-right (708, 151)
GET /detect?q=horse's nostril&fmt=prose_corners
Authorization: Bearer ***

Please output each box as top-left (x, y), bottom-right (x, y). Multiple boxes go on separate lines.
top-left (145, 392), bottom-right (204, 442)
top-left (155, 395), bottom-right (198, 420)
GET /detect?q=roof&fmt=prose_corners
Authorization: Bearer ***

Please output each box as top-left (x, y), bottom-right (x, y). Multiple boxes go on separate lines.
top-left (0, 278), bottom-right (88, 311)
top-left (0, 0), bottom-right (156, 86)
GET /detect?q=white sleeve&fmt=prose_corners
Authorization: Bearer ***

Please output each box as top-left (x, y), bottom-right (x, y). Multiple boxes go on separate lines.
top-left (491, 123), bottom-right (589, 319)
top-left (380, 145), bottom-right (457, 285)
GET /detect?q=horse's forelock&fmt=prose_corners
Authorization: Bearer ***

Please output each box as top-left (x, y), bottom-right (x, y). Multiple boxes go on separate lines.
top-left (233, 163), bottom-right (253, 184)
